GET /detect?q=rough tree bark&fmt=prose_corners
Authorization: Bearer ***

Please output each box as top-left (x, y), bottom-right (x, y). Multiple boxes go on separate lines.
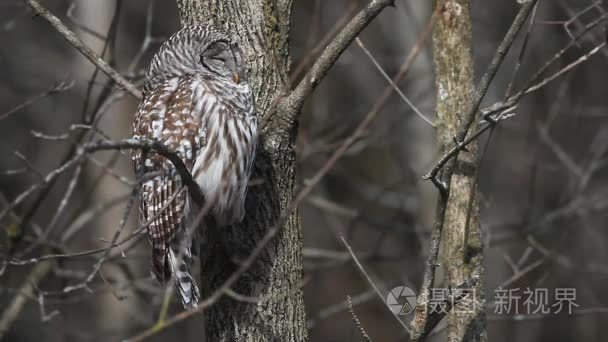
top-left (413, 1), bottom-right (536, 339)
top-left (432, 1), bottom-right (486, 341)
top-left (176, 1), bottom-right (307, 341)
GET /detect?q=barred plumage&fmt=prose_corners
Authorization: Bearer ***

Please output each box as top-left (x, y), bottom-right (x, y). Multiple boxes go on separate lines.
top-left (132, 26), bottom-right (257, 309)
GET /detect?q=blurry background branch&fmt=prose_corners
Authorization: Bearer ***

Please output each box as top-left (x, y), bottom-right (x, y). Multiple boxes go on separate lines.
top-left (0, 262), bottom-right (53, 340)
top-left (23, 0), bottom-right (142, 99)
top-left (279, 0), bottom-right (395, 126)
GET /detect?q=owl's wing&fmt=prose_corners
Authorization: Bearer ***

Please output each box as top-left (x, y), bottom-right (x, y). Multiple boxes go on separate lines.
top-left (132, 75), bottom-right (216, 308)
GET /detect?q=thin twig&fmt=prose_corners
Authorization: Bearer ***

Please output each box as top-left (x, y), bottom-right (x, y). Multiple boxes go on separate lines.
top-left (279, 0), bottom-right (395, 121)
top-left (307, 288), bottom-right (378, 329)
top-left (425, 36), bottom-right (606, 184)
top-left (347, 295), bottom-right (373, 342)
top-left (80, 139), bottom-right (205, 205)
top-left (355, 38), bottom-right (435, 127)
top-left (22, 163), bottom-right (84, 256)
top-left (23, 0), bottom-right (142, 99)
top-left (8, 187), bottom-right (174, 266)
top-left (0, 81), bottom-right (73, 122)
top-left (0, 261), bottom-right (53, 339)
top-left (505, 0), bottom-right (540, 98)
top-left (340, 235), bottom-right (410, 333)
top-left (66, 2), bottom-right (106, 40)
top-left (50, 184), bottom-right (138, 296)
top-left (0, 138), bottom-right (204, 228)
top-left (422, 0), bottom-right (538, 187)
top-left (80, 0), bottom-right (123, 123)
top-left (478, 11), bottom-right (608, 122)
top-left (412, 1), bottom-right (538, 339)
top-left (524, 41), bottom-right (606, 94)
top-left (289, 2), bottom-right (358, 83)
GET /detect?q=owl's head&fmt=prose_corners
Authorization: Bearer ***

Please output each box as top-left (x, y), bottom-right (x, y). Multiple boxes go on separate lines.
top-left (146, 25), bottom-right (246, 87)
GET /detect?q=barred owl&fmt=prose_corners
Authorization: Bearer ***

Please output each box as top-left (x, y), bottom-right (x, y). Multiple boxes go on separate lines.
top-left (132, 26), bottom-right (257, 309)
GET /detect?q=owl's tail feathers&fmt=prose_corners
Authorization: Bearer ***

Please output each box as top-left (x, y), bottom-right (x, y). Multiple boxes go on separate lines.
top-left (150, 241), bottom-right (200, 309)
top-left (168, 242), bottom-right (201, 309)
top-left (151, 243), bottom-right (171, 283)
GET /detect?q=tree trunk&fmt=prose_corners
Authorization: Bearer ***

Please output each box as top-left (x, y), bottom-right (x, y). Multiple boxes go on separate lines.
top-left (432, 1), bottom-right (486, 341)
top-left (176, 1), bottom-right (306, 341)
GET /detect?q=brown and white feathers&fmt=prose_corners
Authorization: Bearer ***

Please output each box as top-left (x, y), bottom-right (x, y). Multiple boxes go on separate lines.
top-left (132, 25), bottom-right (257, 309)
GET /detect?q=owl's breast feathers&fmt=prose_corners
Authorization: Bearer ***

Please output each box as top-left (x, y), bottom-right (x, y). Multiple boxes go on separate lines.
top-left (189, 74), bottom-right (257, 225)
top-left (133, 74), bottom-right (257, 225)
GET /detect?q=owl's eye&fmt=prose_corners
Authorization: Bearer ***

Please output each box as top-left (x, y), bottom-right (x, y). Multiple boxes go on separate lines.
top-left (200, 55), bottom-right (220, 68)
top-left (201, 55), bottom-right (227, 75)
top-left (200, 41), bottom-right (237, 78)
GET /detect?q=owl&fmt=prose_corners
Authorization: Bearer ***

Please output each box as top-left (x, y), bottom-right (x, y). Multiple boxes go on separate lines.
top-left (132, 26), bottom-right (257, 309)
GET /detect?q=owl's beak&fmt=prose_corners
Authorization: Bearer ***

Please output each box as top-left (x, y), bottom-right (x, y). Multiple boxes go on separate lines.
top-left (233, 73), bottom-right (241, 84)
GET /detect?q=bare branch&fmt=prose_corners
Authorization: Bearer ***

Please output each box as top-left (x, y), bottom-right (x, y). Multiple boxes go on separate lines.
top-left (422, 107), bottom-right (516, 182)
top-left (279, 0), bottom-right (395, 121)
top-left (289, 2), bottom-right (358, 83)
top-left (18, 162), bottom-right (84, 257)
top-left (0, 262), bottom-right (53, 339)
top-left (0, 138), bottom-right (203, 226)
top-left (524, 41), bottom-right (607, 95)
top-left (422, 0), bottom-right (539, 187)
top-left (80, 139), bottom-right (204, 205)
top-left (23, 0), bottom-right (142, 99)
top-left (54, 184), bottom-right (138, 296)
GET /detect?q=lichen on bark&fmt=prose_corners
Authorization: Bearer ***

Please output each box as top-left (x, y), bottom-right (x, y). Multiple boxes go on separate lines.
top-left (432, 1), bottom-right (486, 341)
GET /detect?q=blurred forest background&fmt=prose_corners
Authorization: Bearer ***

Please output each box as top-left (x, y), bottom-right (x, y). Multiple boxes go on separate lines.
top-left (1, 0), bottom-right (608, 341)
